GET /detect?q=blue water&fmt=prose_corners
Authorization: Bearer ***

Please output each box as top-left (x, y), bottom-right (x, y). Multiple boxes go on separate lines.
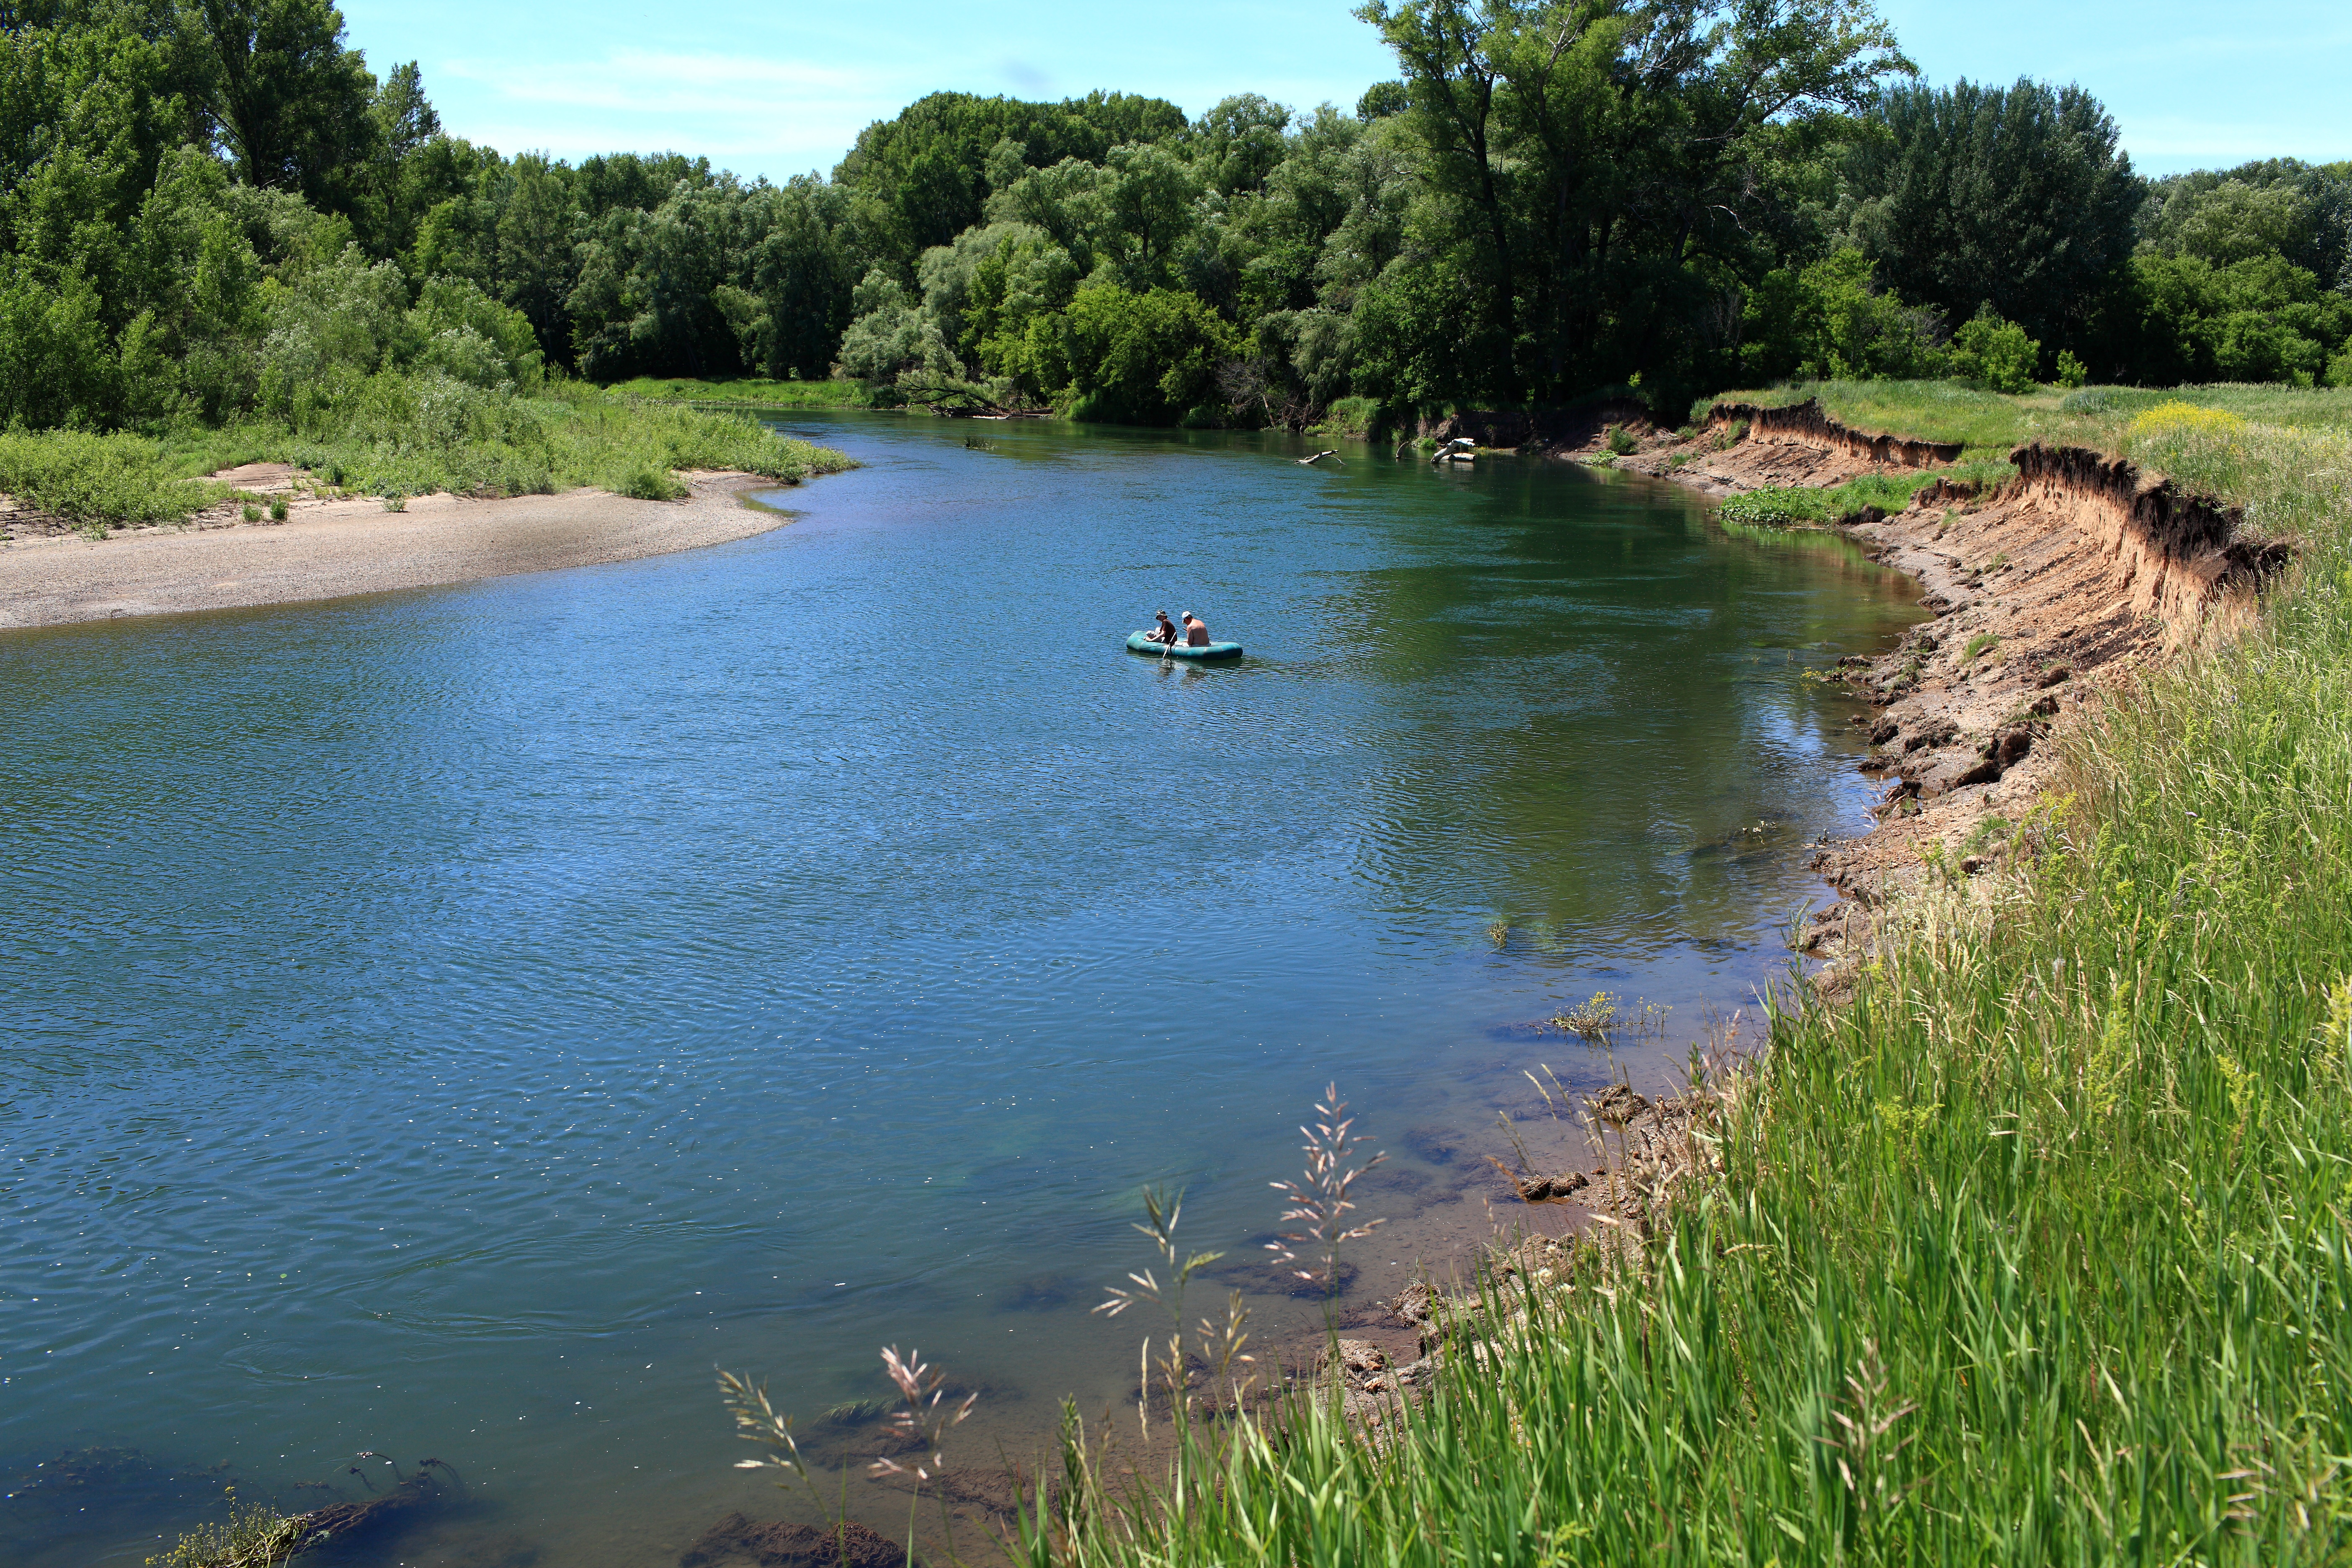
top-left (0, 416), bottom-right (1917, 1565)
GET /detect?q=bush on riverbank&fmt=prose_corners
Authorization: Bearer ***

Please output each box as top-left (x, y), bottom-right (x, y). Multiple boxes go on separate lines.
top-left (0, 379), bottom-right (853, 529)
top-left (1715, 469), bottom-right (1942, 528)
top-left (1008, 396), bottom-right (2352, 1564)
top-left (0, 430), bottom-right (230, 530)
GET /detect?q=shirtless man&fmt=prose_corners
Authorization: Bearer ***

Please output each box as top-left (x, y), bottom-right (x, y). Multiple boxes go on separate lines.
top-left (1181, 611), bottom-right (1212, 647)
top-left (1144, 609), bottom-right (1180, 645)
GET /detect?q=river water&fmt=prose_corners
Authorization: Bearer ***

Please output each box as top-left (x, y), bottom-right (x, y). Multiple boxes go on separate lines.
top-left (1, 415), bottom-right (1918, 1567)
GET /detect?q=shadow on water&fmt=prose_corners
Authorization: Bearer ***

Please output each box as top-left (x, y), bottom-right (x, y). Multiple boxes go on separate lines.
top-left (0, 414), bottom-right (1921, 1567)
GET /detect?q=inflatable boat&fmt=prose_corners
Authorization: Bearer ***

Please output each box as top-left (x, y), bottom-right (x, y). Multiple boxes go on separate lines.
top-left (1127, 631), bottom-right (1243, 661)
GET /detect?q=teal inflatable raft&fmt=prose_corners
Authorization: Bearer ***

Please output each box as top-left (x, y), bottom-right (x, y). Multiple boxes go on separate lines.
top-left (1127, 630), bottom-right (1243, 661)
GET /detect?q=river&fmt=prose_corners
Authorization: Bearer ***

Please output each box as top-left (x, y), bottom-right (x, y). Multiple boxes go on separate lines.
top-left (0, 415), bottom-right (1918, 1566)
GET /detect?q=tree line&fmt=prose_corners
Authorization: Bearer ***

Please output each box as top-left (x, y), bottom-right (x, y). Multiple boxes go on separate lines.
top-left (5, 0), bottom-right (2349, 438)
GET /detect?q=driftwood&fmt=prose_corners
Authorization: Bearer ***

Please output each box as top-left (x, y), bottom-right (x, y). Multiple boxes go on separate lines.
top-left (1297, 449), bottom-right (1341, 466)
top-left (1433, 437), bottom-right (1477, 465)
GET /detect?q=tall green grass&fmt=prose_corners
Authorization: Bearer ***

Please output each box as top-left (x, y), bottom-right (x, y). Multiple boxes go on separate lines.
top-left (0, 374), bottom-right (854, 528)
top-left (1699, 378), bottom-right (2056, 457)
top-left (0, 429), bottom-right (228, 528)
top-left (1700, 378), bottom-right (2352, 466)
top-left (603, 376), bottom-right (877, 410)
top-left (1020, 401), bottom-right (2352, 1564)
top-left (1716, 469), bottom-right (1944, 527)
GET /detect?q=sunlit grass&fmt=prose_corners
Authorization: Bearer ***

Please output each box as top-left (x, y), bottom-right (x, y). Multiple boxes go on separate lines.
top-left (0, 377), bottom-right (854, 529)
top-left (604, 376), bottom-right (877, 410)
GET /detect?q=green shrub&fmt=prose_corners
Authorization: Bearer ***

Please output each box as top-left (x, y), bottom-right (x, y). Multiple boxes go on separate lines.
top-left (1948, 309), bottom-right (2043, 394)
top-left (1717, 470), bottom-right (1937, 529)
top-left (1717, 487), bottom-right (1828, 527)
top-left (1739, 250), bottom-right (1949, 382)
top-left (0, 428), bottom-right (226, 525)
top-left (619, 468), bottom-right (683, 500)
top-left (1318, 395), bottom-right (1382, 439)
top-left (147, 1487), bottom-right (302, 1568)
top-left (2055, 349), bottom-right (2089, 388)
top-left (1605, 423), bottom-right (1638, 455)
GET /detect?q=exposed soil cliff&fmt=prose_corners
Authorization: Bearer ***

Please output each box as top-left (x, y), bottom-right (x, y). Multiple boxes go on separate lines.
top-left (1610, 414), bottom-right (2290, 980)
top-left (1358, 399), bottom-right (2295, 1360)
top-left (1706, 397), bottom-right (1962, 469)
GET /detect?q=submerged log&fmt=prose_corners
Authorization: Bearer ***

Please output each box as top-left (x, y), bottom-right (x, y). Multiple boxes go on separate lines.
top-left (277, 1463), bottom-right (456, 1561)
top-left (1297, 449), bottom-right (1341, 465)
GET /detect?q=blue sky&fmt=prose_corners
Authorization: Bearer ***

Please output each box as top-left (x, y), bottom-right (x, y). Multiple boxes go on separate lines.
top-left (343, 0), bottom-right (2352, 182)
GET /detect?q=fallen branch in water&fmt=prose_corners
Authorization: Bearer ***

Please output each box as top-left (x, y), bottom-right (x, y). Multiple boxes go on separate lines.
top-left (151, 1463), bottom-right (457, 1568)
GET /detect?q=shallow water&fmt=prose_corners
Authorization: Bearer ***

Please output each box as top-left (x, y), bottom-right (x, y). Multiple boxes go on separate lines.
top-left (0, 417), bottom-right (1918, 1566)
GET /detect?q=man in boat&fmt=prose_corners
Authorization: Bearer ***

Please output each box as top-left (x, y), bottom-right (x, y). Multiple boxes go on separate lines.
top-left (1144, 609), bottom-right (1180, 645)
top-left (1181, 611), bottom-right (1212, 647)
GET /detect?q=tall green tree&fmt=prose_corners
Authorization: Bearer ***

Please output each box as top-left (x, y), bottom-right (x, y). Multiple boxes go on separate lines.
top-left (194, 0), bottom-right (379, 212)
top-left (833, 90), bottom-right (1186, 271)
top-left (1357, 0), bottom-right (1909, 403)
top-left (1841, 77), bottom-right (2141, 356)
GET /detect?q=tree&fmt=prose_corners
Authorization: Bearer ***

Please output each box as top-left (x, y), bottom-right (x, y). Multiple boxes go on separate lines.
top-left (1190, 94), bottom-right (1291, 196)
top-left (195, 0), bottom-right (380, 212)
top-left (1841, 77), bottom-right (2141, 354)
top-left (1062, 281), bottom-right (1238, 422)
top-left (1738, 248), bottom-right (1945, 382)
top-left (1100, 142), bottom-right (1202, 287)
top-left (2140, 160), bottom-right (2352, 293)
top-left (1357, 0), bottom-right (1910, 402)
top-left (566, 181), bottom-right (745, 379)
top-left (2117, 251), bottom-right (2350, 385)
top-left (349, 58), bottom-right (447, 255)
top-left (833, 90), bottom-right (1186, 275)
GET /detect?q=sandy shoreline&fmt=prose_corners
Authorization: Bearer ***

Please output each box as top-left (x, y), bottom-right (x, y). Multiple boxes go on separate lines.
top-left (0, 469), bottom-right (805, 632)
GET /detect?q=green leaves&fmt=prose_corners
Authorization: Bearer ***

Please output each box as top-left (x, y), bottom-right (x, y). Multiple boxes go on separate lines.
top-left (1062, 282), bottom-right (1239, 423)
top-left (1948, 309), bottom-right (2042, 394)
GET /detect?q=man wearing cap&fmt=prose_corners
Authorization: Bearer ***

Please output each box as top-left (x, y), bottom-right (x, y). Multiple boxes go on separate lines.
top-left (1181, 611), bottom-right (1213, 647)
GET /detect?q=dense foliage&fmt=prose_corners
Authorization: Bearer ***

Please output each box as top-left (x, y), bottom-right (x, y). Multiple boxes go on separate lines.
top-left (3, 0), bottom-right (2349, 445)
top-left (0, 0), bottom-right (850, 510)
